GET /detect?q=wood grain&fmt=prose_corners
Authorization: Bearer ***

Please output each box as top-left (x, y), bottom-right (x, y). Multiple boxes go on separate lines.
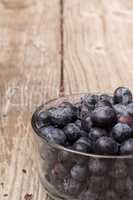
top-left (64, 0), bottom-right (133, 94)
top-left (0, 0), bottom-right (60, 200)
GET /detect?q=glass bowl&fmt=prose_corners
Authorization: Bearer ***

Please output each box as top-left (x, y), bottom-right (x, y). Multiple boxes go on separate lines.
top-left (31, 94), bottom-right (133, 200)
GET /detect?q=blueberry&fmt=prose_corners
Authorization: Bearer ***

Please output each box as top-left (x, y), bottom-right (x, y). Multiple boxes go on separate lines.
top-left (63, 178), bottom-right (81, 195)
top-left (112, 123), bottom-right (132, 143)
top-left (81, 94), bottom-right (98, 109)
top-left (48, 102), bottom-right (76, 127)
top-left (113, 104), bottom-right (128, 117)
top-left (120, 138), bottom-right (133, 155)
top-left (94, 136), bottom-right (119, 155)
top-left (36, 111), bottom-right (51, 128)
top-left (40, 126), bottom-right (66, 145)
top-left (88, 158), bottom-right (108, 176)
top-left (75, 120), bottom-right (82, 129)
top-left (127, 102), bottom-right (133, 116)
top-left (118, 115), bottom-right (133, 126)
top-left (89, 127), bottom-right (108, 142)
top-left (81, 116), bottom-right (93, 132)
top-left (91, 106), bottom-right (117, 128)
top-left (110, 160), bottom-right (127, 178)
top-left (114, 87), bottom-right (132, 105)
top-left (63, 123), bottom-right (81, 143)
top-left (95, 99), bottom-right (112, 108)
top-left (73, 137), bottom-right (92, 153)
top-left (70, 164), bottom-right (87, 182)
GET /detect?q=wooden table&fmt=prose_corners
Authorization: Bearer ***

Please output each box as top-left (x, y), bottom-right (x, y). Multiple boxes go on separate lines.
top-left (1, 0), bottom-right (133, 199)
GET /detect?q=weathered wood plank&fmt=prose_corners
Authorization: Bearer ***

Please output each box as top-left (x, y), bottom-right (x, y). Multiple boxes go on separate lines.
top-left (64, 0), bottom-right (133, 94)
top-left (0, 1), bottom-right (60, 199)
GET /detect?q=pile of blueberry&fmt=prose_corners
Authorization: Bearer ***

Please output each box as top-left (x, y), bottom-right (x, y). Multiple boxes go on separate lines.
top-left (32, 87), bottom-right (133, 200)
top-left (33, 87), bottom-right (133, 156)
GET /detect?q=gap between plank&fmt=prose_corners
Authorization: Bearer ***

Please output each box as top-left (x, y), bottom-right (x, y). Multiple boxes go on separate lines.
top-left (59, 0), bottom-right (64, 97)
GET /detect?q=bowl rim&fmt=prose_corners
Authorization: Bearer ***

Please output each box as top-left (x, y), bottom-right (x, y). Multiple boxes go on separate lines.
top-left (31, 93), bottom-right (133, 159)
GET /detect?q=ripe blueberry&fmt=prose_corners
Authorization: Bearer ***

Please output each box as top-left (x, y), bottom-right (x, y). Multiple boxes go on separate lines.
top-left (94, 136), bottom-right (119, 155)
top-left (114, 87), bottom-right (132, 105)
top-left (63, 123), bottom-right (81, 143)
top-left (112, 123), bottom-right (132, 143)
top-left (91, 106), bottom-right (117, 128)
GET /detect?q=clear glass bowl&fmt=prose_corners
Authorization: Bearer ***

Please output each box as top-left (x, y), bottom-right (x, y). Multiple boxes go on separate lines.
top-left (31, 94), bottom-right (133, 200)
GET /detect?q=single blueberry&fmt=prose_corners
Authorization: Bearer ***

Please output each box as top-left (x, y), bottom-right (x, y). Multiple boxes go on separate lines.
top-left (88, 158), bottom-right (108, 176)
top-left (120, 138), bottom-right (133, 155)
top-left (40, 126), bottom-right (66, 145)
top-left (91, 106), bottom-right (117, 128)
top-left (73, 137), bottom-right (92, 153)
top-left (35, 110), bottom-right (51, 129)
top-left (89, 127), bottom-right (108, 142)
top-left (94, 136), bottom-right (119, 155)
top-left (48, 102), bottom-right (76, 127)
top-left (112, 123), bottom-right (132, 143)
top-left (81, 116), bottom-right (93, 132)
top-left (70, 164), bottom-right (87, 182)
top-left (114, 87), bottom-right (132, 105)
top-left (63, 123), bottom-right (81, 143)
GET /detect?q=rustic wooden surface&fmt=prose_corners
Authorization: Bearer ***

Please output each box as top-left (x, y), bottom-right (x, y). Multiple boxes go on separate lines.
top-left (1, 0), bottom-right (133, 199)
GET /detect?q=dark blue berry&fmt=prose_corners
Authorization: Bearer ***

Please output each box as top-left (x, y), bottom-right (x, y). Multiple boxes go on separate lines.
top-left (40, 126), bottom-right (66, 145)
top-left (36, 111), bottom-right (51, 128)
top-left (70, 164), bottom-right (87, 182)
top-left (91, 106), bottom-right (117, 128)
top-left (112, 123), bottom-right (132, 143)
top-left (120, 138), bottom-right (133, 155)
top-left (81, 116), bottom-right (93, 132)
top-left (94, 136), bottom-right (119, 155)
top-left (73, 137), bottom-right (92, 153)
top-left (48, 102), bottom-right (76, 127)
top-left (114, 87), bottom-right (132, 105)
top-left (63, 123), bottom-right (81, 143)
top-left (89, 127), bottom-right (108, 142)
